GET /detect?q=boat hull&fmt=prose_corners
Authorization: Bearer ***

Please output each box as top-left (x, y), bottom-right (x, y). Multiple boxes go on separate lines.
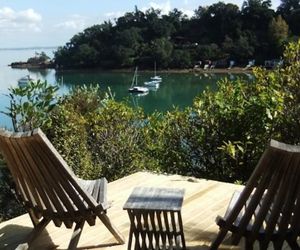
top-left (128, 86), bottom-right (149, 93)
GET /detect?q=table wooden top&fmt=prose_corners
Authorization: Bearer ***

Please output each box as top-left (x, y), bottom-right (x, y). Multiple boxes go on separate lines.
top-left (123, 186), bottom-right (185, 211)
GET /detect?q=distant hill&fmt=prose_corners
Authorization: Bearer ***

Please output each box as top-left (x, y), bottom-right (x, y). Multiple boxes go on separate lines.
top-left (0, 46), bottom-right (59, 51)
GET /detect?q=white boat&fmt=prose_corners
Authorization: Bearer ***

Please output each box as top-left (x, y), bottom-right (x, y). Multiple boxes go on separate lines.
top-left (144, 80), bottom-right (159, 88)
top-left (18, 75), bottom-right (34, 87)
top-left (128, 67), bottom-right (149, 94)
top-left (129, 86), bottom-right (149, 93)
top-left (147, 85), bottom-right (159, 92)
top-left (150, 62), bottom-right (162, 82)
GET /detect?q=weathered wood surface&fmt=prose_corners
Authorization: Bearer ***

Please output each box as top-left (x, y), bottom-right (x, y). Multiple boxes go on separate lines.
top-left (123, 187), bottom-right (184, 211)
top-left (0, 171), bottom-right (297, 249)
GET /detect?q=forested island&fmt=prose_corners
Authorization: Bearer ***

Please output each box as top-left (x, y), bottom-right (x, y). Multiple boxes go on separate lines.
top-left (53, 0), bottom-right (299, 70)
top-left (10, 52), bottom-right (55, 69)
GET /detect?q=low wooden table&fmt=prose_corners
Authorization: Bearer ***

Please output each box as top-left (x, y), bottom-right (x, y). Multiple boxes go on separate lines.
top-left (123, 187), bottom-right (186, 250)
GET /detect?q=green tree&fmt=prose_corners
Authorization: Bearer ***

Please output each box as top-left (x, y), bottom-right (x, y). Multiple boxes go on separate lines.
top-left (222, 33), bottom-right (255, 62)
top-left (241, 0), bottom-right (275, 61)
top-left (149, 38), bottom-right (173, 67)
top-left (196, 43), bottom-right (223, 61)
top-left (27, 51), bottom-right (50, 64)
top-left (278, 0), bottom-right (300, 35)
top-left (171, 49), bottom-right (192, 68)
top-left (268, 15), bottom-right (289, 56)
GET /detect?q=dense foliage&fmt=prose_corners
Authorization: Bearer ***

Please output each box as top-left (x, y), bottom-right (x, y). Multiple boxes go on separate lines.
top-left (1, 80), bottom-right (58, 132)
top-left (44, 86), bottom-right (158, 180)
top-left (27, 52), bottom-right (50, 64)
top-left (54, 0), bottom-right (299, 69)
top-left (1, 40), bottom-right (300, 221)
top-left (0, 155), bottom-right (24, 222)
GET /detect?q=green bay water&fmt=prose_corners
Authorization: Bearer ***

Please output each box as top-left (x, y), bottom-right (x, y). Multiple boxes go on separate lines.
top-left (0, 48), bottom-right (250, 129)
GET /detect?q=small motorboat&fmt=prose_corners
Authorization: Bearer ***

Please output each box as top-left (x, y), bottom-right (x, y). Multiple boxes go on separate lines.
top-left (18, 75), bottom-right (34, 87)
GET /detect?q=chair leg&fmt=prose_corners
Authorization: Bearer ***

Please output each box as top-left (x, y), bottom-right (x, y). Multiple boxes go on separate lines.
top-left (68, 220), bottom-right (85, 250)
top-left (273, 240), bottom-right (284, 250)
top-left (258, 240), bottom-right (269, 249)
top-left (28, 209), bottom-right (40, 227)
top-left (287, 238), bottom-right (300, 250)
top-left (16, 217), bottom-right (51, 250)
top-left (245, 238), bottom-right (254, 250)
top-left (210, 228), bottom-right (228, 250)
top-left (98, 213), bottom-right (125, 244)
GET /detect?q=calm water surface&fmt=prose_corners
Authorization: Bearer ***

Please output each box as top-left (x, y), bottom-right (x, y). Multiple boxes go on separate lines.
top-left (0, 48), bottom-right (250, 129)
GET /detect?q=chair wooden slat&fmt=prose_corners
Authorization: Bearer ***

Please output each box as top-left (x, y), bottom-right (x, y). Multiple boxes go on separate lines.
top-left (0, 128), bottom-right (124, 249)
top-left (3, 135), bottom-right (44, 210)
top-left (211, 139), bottom-right (300, 249)
top-left (26, 135), bottom-right (79, 215)
top-left (15, 135), bottom-right (63, 215)
top-left (33, 131), bottom-right (100, 210)
top-left (0, 134), bottom-right (30, 203)
top-left (33, 134), bottom-right (96, 214)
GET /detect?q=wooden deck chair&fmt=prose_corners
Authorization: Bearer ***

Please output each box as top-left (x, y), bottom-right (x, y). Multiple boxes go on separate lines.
top-left (0, 128), bottom-right (125, 249)
top-left (211, 140), bottom-right (300, 250)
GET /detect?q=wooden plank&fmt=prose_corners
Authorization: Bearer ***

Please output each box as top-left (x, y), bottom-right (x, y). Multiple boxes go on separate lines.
top-left (123, 187), bottom-right (184, 211)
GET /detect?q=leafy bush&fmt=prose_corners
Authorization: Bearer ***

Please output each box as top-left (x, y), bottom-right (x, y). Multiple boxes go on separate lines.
top-left (152, 40), bottom-right (300, 183)
top-left (0, 156), bottom-right (25, 222)
top-left (45, 86), bottom-right (158, 181)
top-left (144, 109), bottom-right (198, 175)
top-left (86, 100), bottom-right (156, 180)
top-left (2, 80), bottom-right (58, 132)
top-left (192, 74), bottom-right (284, 182)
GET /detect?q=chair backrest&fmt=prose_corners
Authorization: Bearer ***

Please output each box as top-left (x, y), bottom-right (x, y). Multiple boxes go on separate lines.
top-left (226, 139), bottom-right (300, 242)
top-left (0, 128), bottom-right (99, 220)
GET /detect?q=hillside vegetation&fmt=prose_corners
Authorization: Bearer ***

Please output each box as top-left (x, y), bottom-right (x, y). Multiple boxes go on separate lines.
top-left (54, 0), bottom-right (299, 69)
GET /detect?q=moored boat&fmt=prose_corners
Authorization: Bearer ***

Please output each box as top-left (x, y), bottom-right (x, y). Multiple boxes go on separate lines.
top-left (18, 75), bottom-right (34, 87)
top-left (128, 86), bottom-right (149, 93)
top-left (128, 67), bottom-right (149, 94)
top-left (144, 80), bottom-right (159, 88)
top-left (150, 61), bottom-right (162, 82)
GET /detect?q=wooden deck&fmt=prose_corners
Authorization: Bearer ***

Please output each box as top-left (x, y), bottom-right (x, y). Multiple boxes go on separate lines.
top-left (0, 171), bottom-right (292, 249)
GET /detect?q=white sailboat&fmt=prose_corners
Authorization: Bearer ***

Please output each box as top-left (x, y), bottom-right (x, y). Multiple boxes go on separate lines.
top-left (144, 80), bottom-right (159, 88)
top-left (150, 61), bottom-right (162, 82)
top-left (128, 67), bottom-right (149, 94)
top-left (144, 62), bottom-right (161, 88)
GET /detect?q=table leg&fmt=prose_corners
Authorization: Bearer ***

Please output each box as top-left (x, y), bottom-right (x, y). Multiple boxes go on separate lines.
top-left (177, 211), bottom-right (186, 249)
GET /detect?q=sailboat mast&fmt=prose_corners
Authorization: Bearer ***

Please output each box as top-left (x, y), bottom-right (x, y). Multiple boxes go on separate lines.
top-left (135, 67), bottom-right (138, 86)
top-left (131, 67), bottom-right (138, 87)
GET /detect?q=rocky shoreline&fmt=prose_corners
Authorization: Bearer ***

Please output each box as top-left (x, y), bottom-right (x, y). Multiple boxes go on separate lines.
top-left (9, 61), bottom-right (55, 69)
top-left (9, 61), bottom-right (254, 74)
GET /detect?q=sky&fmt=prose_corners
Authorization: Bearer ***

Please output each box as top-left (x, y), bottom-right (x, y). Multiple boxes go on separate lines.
top-left (0, 0), bottom-right (281, 48)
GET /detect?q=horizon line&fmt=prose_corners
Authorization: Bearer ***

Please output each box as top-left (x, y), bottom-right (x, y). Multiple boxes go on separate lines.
top-left (0, 46), bottom-right (60, 51)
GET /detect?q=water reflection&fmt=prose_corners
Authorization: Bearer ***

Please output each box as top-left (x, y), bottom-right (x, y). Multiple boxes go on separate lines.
top-left (28, 68), bottom-right (52, 78)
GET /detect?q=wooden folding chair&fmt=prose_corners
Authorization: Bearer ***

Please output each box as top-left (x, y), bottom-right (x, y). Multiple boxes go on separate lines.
top-left (0, 128), bottom-right (125, 249)
top-left (211, 140), bottom-right (300, 249)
